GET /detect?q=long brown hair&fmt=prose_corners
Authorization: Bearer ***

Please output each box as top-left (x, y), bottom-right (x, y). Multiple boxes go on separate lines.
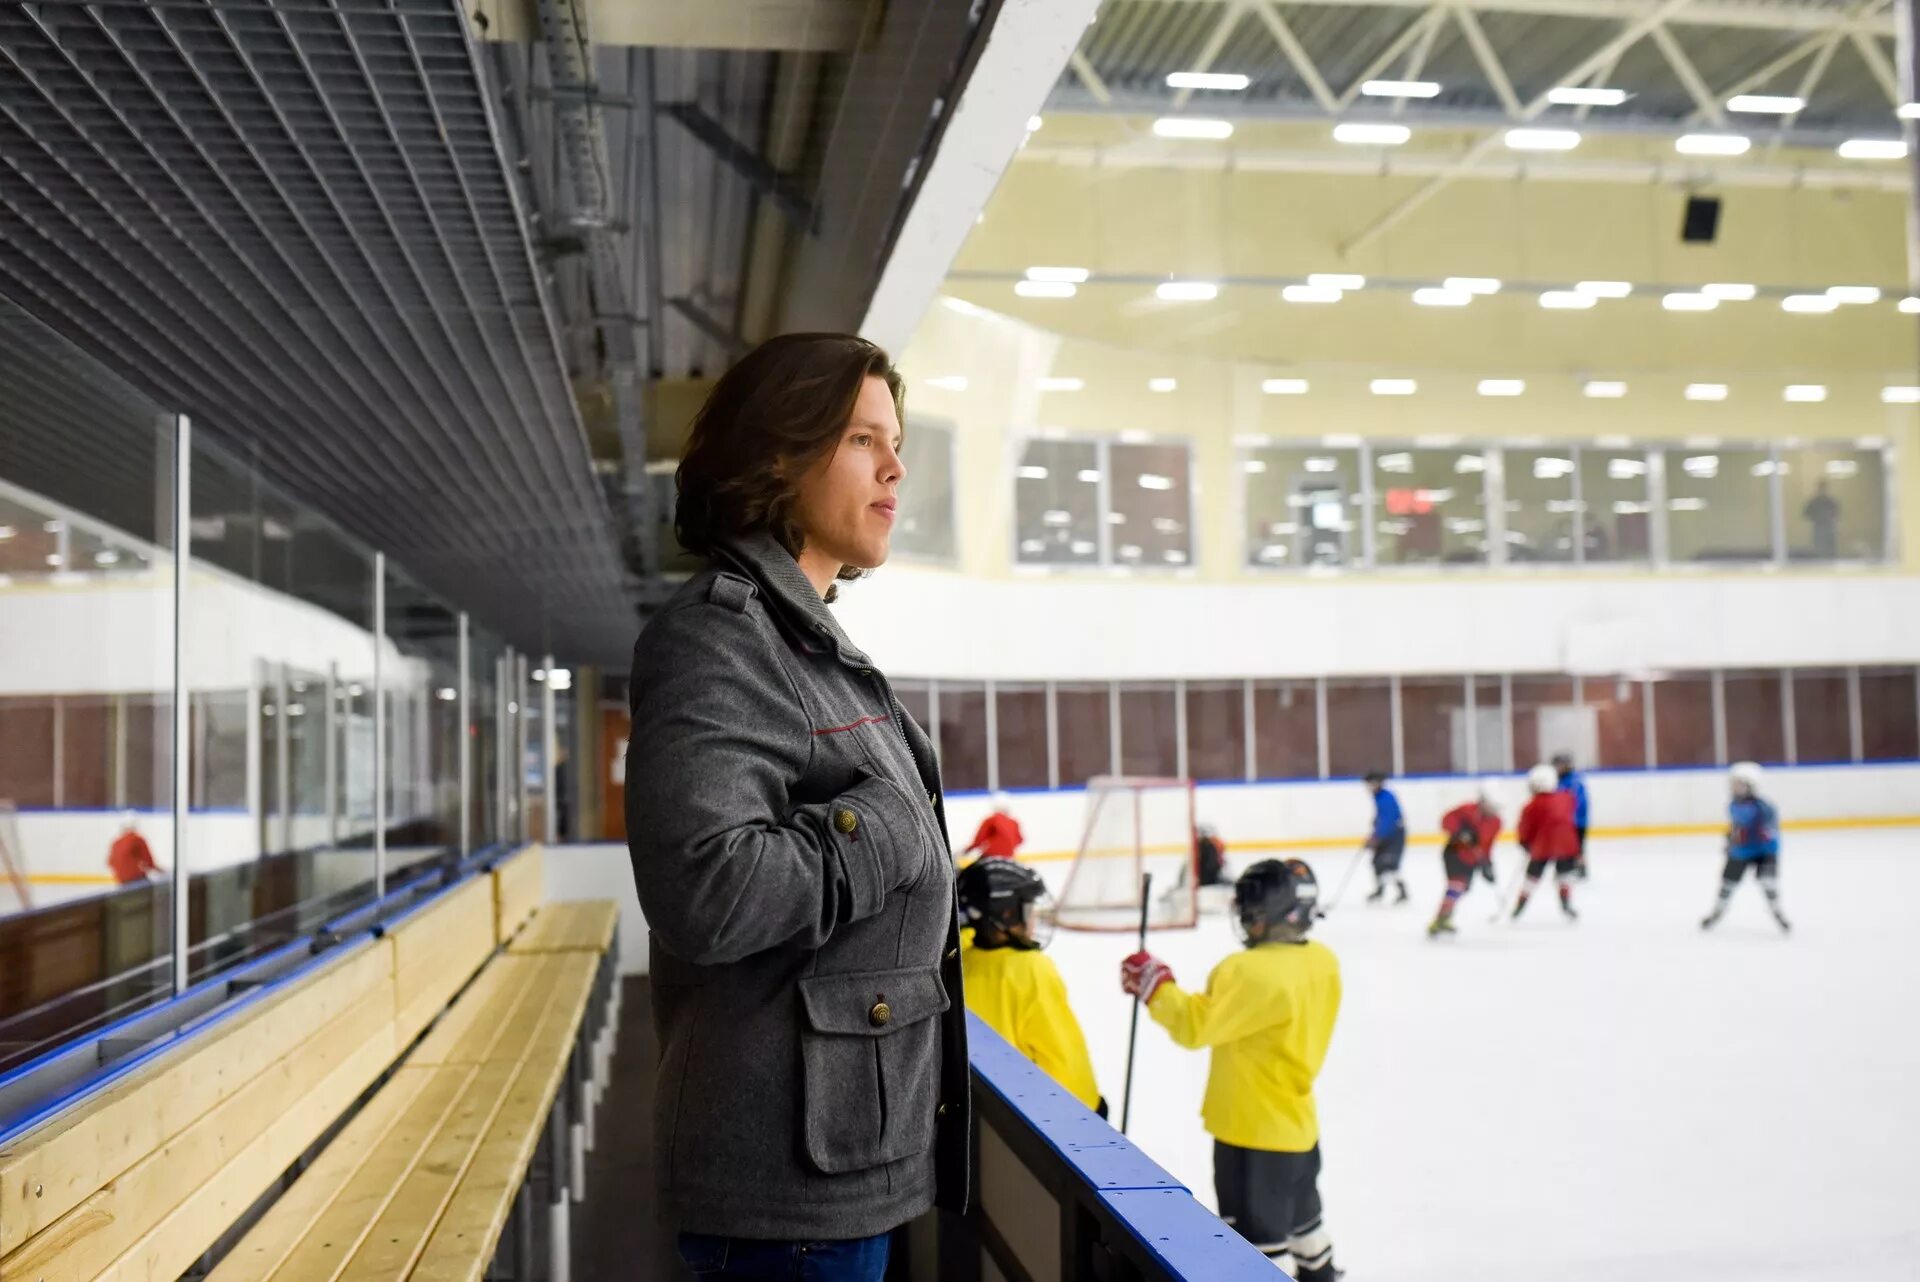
top-left (675, 333), bottom-right (904, 582)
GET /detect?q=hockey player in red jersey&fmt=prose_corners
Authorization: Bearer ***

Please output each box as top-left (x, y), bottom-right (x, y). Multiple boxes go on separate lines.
top-left (1511, 764), bottom-right (1581, 921)
top-left (1427, 783), bottom-right (1502, 937)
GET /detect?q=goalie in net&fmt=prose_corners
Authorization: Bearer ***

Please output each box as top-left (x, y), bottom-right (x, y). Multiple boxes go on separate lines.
top-left (1053, 777), bottom-right (1201, 931)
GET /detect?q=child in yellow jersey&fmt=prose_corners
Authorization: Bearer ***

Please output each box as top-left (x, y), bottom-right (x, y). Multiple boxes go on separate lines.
top-left (956, 858), bottom-right (1105, 1116)
top-left (1122, 858), bottom-right (1342, 1281)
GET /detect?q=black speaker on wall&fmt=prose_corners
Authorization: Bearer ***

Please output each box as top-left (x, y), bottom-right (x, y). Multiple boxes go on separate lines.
top-left (1682, 195), bottom-right (1722, 243)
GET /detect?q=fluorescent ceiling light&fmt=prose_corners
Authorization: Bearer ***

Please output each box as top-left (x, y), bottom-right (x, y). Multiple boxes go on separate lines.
top-left (1827, 285), bottom-right (1882, 304)
top-left (1685, 383), bottom-right (1729, 401)
top-left (1362, 79), bottom-right (1441, 98)
top-left (1304, 457), bottom-right (1339, 472)
top-left (1478, 379), bottom-right (1526, 396)
top-left (1901, 103), bottom-right (1920, 120)
top-left (1137, 473), bottom-right (1176, 491)
top-left (1014, 280), bottom-right (1077, 298)
top-left (1540, 290), bottom-right (1597, 309)
top-left (1149, 377), bottom-right (1178, 392)
top-left (1547, 86), bottom-right (1628, 107)
top-left (1839, 138), bottom-right (1907, 159)
top-left (1308, 273), bottom-right (1365, 290)
top-left (1727, 94), bottom-right (1804, 114)
top-left (1413, 287), bottom-right (1472, 307)
top-left (1037, 377), bottom-right (1084, 392)
top-left (1282, 284), bottom-right (1344, 303)
top-left (1505, 128), bottom-right (1581, 151)
top-left (1016, 465), bottom-right (1050, 480)
top-left (1157, 280), bottom-right (1219, 301)
top-left (925, 375), bottom-right (969, 392)
top-left (1261, 378), bottom-right (1310, 395)
top-left (1662, 292), bottom-right (1717, 311)
top-left (1027, 115), bottom-right (1043, 132)
top-left (1370, 378), bottom-right (1418, 395)
top-left (1783, 384), bottom-right (1828, 402)
top-left (1166, 71), bottom-right (1250, 91)
top-left (1782, 294), bottom-right (1838, 313)
top-left (1703, 282), bottom-right (1757, 301)
top-left (1576, 280), bottom-right (1632, 298)
top-left (1676, 133), bottom-right (1751, 156)
top-left (1445, 276), bottom-right (1501, 295)
top-left (1583, 380), bottom-right (1628, 398)
top-left (1026, 266), bottom-right (1089, 283)
top-left (1882, 386), bottom-right (1920, 403)
top-left (1609, 459), bottom-right (1648, 479)
top-left (1077, 469), bottom-right (1102, 483)
top-left (1243, 459), bottom-right (1269, 474)
top-left (1153, 116), bottom-right (1234, 140)
top-left (1900, 297), bottom-right (1920, 314)
top-left (1333, 122), bottom-right (1411, 146)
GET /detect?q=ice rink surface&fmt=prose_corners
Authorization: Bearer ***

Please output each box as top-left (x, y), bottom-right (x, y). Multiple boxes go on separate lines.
top-left (1048, 828), bottom-right (1920, 1281)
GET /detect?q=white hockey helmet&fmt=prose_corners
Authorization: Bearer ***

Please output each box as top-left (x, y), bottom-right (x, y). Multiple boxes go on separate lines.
top-left (1476, 779), bottom-right (1503, 814)
top-left (990, 791), bottom-right (1012, 810)
top-left (1526, 763), bottom-right (1559, 794)
top-left (1729, 761), bottom-right (1764, 794)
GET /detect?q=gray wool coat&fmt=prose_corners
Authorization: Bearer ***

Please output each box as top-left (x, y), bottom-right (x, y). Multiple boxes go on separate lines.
top-left (625, 532), bottom-right (969, 1241)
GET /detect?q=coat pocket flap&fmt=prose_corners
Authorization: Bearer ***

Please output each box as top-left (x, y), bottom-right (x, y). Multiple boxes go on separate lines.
top-left (799, 966), bottom-right (949, 1037)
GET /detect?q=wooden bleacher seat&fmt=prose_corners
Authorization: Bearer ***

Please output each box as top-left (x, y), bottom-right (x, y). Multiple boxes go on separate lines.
top-left (507, 900), bottom-right (618, 956)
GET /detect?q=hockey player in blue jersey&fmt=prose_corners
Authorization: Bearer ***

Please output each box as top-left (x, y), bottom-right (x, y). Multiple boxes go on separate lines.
top-left (1553, 752), bottom-right (1591, 880)
top-left (1701, 761), bottom-right (1791, 933)
top-left (1363, 771), bottom-right (1408, 905)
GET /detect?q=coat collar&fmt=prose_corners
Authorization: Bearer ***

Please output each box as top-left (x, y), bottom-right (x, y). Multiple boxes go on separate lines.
top-left (715, 532), bottom-right (871, 667)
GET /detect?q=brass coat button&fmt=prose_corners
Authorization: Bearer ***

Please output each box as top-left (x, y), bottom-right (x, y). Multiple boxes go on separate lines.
top-left (834, 808), bottom-right (858, 834)
top-left (937, 1102), bottom-right (951, 1118)
top-left (869, 1001), bottom-right (892, 1027)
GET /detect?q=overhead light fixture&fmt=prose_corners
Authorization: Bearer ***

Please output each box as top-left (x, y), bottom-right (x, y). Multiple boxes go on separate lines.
top-left (1478, 379), bottom-right (1526, 396)
top-left (1166, 71), bottom-right (1251, 91)
top-left (1827, 285), bottom-right (1882, 304)
top-left (1282, 284), bottom-right (1343, 303)
top-left (1017, 465), bottom-right (1050, 480)
top-left (1839, 138), bottom-right (1907, 159)
top-left (1153, 116), bottom-right (1234, 140)
top-left (1370, 378), bottom-right (1418, 396)
top-left (1243, 459), bottom-right (1269, 474)
top-left (1703, 282), bottom-right (1757, 301)
top-left (1156, 281), bottom-right (1219, 303)
top-left (1727, 94), bottom-right (1804, 114)
top-left (1445, 277), bottom-right (1501, 295)
top-left (1149, 377), bottom-right (1178, 392)
top-left (1307, 273), bottom-right (1365, 290)
top-left (1900, 103), bottom-right (1920, 120)
top-left (1662, 292), bottom-right (1717, 311)
top-left (1037, 377), bottom-right (1085, 392)
top-left (1015, 280), bottom-right (1076, 298)
top-left (1362, 79), bottom-right (1441, 98)
top-left (1077, 468), bottom-right (1102, 483)
top-left (1782, 294), bottom-right (1839, 313)
top-left (1583, 380), bottom-right (1629, 398)
top-left (1413, 287), bottom-right (1472, 307)
top-left (1783, 384), bottom-right (1828, 402)
top-left (1676, 133), bottom-right (1751, 156)
top-left (925, 375), bottom-right (969, 392)
top-left (1547, 86), bottom-right (1628, 107)
top-left (1261, 378), bottom-right (1310, 394)
top-left (1333, 122), bottom-right (1411, 146)
top-left (1881, 386), bottom-right (1920, 403)
top-left (1137, 473), bottom-right (1176, 491)
top-left (1505, 128), bottom-right (1581, 151)
top-left (1540, 290), bottom-right (1598, 309)
top-left (1026, 266), bottom-right (1089, 283)
top-left (1576, 281), bottom-right (1632, 298)
top-left (1685, 383), bottom-right (1729, 401)
top-left (1027, 115), bottom-right (1044, 132)
top-left (1900, 297), bottom-right (1920, 314)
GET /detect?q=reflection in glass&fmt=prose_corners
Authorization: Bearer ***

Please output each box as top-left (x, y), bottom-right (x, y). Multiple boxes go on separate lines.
top-left (1779, 444), bottom-right (1886, 562)
top-left (1578, 449), bottom-right (1654, 564)
top-left (1014, 439), bottom-right (1101, 566)
top-left (1374, 447), bottom-right (1488, 564)
top-left (1243, 446), bottom-right (1363, 569)
top-left (1502, 449), bottom-right (1577, 564)
top-left (1665, 446), bottom-right (1775, 563)
top-left (897, 416), bottom-right (959, 564)
top-left (1108, 443), bottom-right (1193, 569)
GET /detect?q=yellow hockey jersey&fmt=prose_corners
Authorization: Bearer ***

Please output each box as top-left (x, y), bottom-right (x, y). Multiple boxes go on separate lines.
top-left (961, 941), bottom-right (1102, 1111)
top-left (1147, 939), bottom-right (1341, 1152)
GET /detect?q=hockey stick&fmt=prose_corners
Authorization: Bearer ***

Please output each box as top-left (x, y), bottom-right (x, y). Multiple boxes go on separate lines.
top-left (1318, 843), bottom-right (1371, 914)
top-left (1120, 871), bottom-right (1153, 1135)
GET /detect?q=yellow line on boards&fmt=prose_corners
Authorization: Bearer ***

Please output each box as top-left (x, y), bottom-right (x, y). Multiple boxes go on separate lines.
top-left (24, 872), bottom-right (118, 885)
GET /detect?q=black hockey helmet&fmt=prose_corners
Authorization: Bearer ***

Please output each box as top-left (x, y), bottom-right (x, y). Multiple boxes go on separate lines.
top-left (1363, 769), bottom-right (1388, 787)
top-left (1234, 858), bottom-right (1320, 945)
top-left (956, 858), bottom-right (1054, 950)
top-left (1552, 751), bottom-right (1575, 773)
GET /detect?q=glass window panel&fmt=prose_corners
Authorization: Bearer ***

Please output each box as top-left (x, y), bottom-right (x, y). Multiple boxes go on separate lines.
top-left (1242, 446), bottom-right (1363, 570)
top-left (386, 568), bottom-right (461, 871)
top-left (1580, 449), bottom-right (1654, 564)
top-left (894, 680), bottom-right (932, 743)
top-left (938, 681), bottom-right (989, 793)
top-left (1014, 439), bottom-right (1101, 566)
top-left (994, 683), bottom-right (1050, 791)
top-left (60, 696), bottom-right (113, 809)
top-left (1791, 670), bottom-right (1851, 765)
top-left (1582, 676), bottom-right (1647, 770)
top-left (1501, 449), bottom-right (1577, 564)
top-left (1401, 676), bottom-right (1467, 775)
top-left (1374, 447), bottom-right (1488, 565)
top-left (0, 698), bottom-right (56, 807)
top-left (1860, 667), bottom-right (1919, 761)
top-left (1186, 681), bottom-right (1247, 783)
top-left (1252, 680), bottom-right (1320, 780)
top-left (1472, 676), bottom-right (1509, 773)
top-left (1780, 444), bottom-right (1887, 562)
top-left (1109, 443), bottom-right (1194, 570)
top-left (897, 416), bottom-right (958, 564)
top-left (1653, 675), bottom-right (1716, 767)
top-left (470, 630), bottom-right (505, 847)
top-left (1510, 677), bottom-right (1576, 769)
top-left (194, 692), bottom-right (249, 810)
top-left (1665, 446), bottom-right (1775, 563)
top-left (1119, 684), bottom-right (1179, 777)
top-left (1325, 679), bottom-right (1392, 778)
top-left (1056, 683), bottom-right (1113, 788)
top-left (1724, 670), bottom-right (1786, 764)
top-left (122, 694), bottom-right (173, 811)
top-left (650, 467), bottom-right (703, 576)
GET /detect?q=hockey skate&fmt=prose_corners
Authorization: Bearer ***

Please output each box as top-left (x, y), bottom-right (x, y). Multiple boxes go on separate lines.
top-left (1393, 881), bottom-right (1409, 905)
top-left (1700, 907), bottom-right (1724, 930)
top-left (1560, 900), bottom-right (1578, 921)
top-left (1427, 916), bottom-right (1457, 937)
top-left (1771, 908), bottom-right (1792, 933)
top-left (1365, 884), bottom-right (1385, 904)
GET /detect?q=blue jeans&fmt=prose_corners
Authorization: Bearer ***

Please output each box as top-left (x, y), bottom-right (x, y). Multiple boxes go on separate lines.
top-left (676, 1231), bottom-right (891, 1281)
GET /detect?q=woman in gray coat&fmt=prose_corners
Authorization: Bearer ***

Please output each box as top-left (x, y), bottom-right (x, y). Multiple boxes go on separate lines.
top-left (626, 334), bottom-right (967, 1281)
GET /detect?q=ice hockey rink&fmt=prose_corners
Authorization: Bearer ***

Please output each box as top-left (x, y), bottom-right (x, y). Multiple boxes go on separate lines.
top-left (1046, 827), bottom-right (1920, 1282)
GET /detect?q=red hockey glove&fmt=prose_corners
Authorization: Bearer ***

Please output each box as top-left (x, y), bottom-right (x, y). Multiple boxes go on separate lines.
top-left (1120, 951), bottom-right (1175, 1003)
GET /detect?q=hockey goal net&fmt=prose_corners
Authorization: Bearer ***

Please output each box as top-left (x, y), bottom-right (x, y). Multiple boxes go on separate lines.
top-left (1053, 776), bottom-right (1199, 931)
